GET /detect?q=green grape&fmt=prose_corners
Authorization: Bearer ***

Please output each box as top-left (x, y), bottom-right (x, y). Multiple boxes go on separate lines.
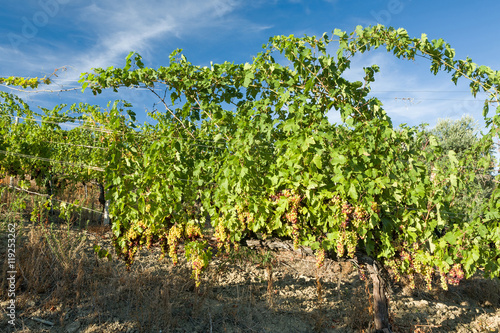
top-left (316, 248), bottom-right (326, 269)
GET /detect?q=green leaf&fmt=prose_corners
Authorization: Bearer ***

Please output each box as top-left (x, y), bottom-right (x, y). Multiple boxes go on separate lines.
top-left (393, 190), bottom-right (402, 202)
top-left (312, 154), bottom-right (322, 169)
top-left (447, 150), bottom-right (458, 165)
top-left (302, 136), bottom-right (315, 152)
top-left (331, 153), bottom-right (346, 165)
top-left (81, 81), bottom-right (89, 92)
top-left (449, 174), bottom-right (457, 187)
top-left (304, 77), bottom-right (315, 93)
top-left (348, 183), bottom-right (358, 200)
top-left (477, 224), bottom-right (488, 238)
top-left (243, 72), bottom-right (254, 88)
top-left (428, 239), bottom-right (436, 254)
top-left (443, 232), bottom-right (456, 245)
top-left (365, 236), bottom-right (375, 256)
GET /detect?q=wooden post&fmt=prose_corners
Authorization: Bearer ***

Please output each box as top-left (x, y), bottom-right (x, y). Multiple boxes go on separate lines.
top-left (103, 198), bottom-right (110, 225)
top-left (100, 182), bottom-right (110, 226)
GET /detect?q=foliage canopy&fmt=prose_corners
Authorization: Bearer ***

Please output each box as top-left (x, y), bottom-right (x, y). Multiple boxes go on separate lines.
top-left (1, 25), bottom-right (499, 299)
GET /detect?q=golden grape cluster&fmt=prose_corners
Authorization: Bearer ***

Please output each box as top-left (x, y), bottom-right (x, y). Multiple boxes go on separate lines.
top-left (167, 224), bottom-right (183, 264)
top-left (190, 252), bottom-right (205, 287)
top-left (235, 204), bottom-right (253, 233)
top-left (336, 230), bottom-right (358, 258)
top-left (331, 196), bottom-right (372, 259)
top-left (385, 244), bottom-right (442, 291)
top-left (271, 189), bottom-right (302, 249)
top-left (316, 247), bottom-right (326, 269)
top-left (185, 223), bottom-right (202, 241)
top-left (214, 218), bottom-right (232, 253)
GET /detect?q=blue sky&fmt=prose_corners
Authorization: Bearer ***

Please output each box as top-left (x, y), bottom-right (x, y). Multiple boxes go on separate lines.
top-left (1, 0), bottom-right (499, 130)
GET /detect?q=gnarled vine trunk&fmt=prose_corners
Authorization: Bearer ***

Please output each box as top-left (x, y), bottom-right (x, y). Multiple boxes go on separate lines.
top-left (366, 261), bottom-right (392, 333)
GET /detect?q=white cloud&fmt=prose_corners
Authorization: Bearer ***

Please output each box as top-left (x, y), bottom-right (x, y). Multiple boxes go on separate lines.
top-left (1, 0), bottom-right (493, 130)
top-left (69, 0), bottom-right (243, 78)
top-left (0, 0), bottom-right (250, 92)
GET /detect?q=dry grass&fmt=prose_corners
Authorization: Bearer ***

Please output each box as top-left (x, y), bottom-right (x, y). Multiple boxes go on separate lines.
top-left (0, 223), bottom-right (194, 332)
top-left (1, 225), bottom-right (87, 309)
top-left (2, 221), bottom-right (499, 333)
top-left (1, 183), bottom-right (500, 332)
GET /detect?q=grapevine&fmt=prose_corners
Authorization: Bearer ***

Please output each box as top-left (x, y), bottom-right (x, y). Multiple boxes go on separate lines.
top-left (2, 25), bottom-right (499, 332)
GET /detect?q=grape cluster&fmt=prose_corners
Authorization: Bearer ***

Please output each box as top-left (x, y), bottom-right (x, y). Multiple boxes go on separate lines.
top-left (124, 222), bottom-right (152, 253)
top-left (422, 265), bottom-right (434, 290)
top-left (270, 189), bottom-right (300, 203)
top-left (353, 205), bottom-right (368, 228)
top-left (387, 253), bottom-right (435, 290)
top-left (346, 231), bottom-right (357, 258)
top-left (214, 220), bottom-right (231, 253)
top-left (167, 224), bottom-right (183, 265)
top-left (121, 229), bottom-right (140, 269)
top-left (385, 259), bottom-right (402, 283)
top-left (286, 211), bottom-right (300, 249)
top-left (446, 264), bottom-right (465, 286)
top-left (440, 272), bottom-right (448, 290)
top-left (331, 195), bottom-right (341, 205)
top-left (412, 258), bottom-right (422, 274)
top-left (336, 232), bottom-right (345, 257)
top-left (185, 223), bottom-right (202, 241)
top-left (400, 250), bottom-right (411, 263)
top-left (273, 189), bottom-right (302, 249)
top-left (185, 241), bottom-right (212, 288)
top-left (407, 272), bottom-right (416, 290)
top-left (341, 202), bottom-right (354, 228)
top-left (191, 254), bottom-right (204, 287)
top-left (235, 204), bottom-right (252, 232)
top-left (439, 264), bottom-right (464, 290)
top-left (158, 233), bottom-right (168, 258)
top-left (126, 228), bottom-right (140, 260)
top-left (145, 230), bottom-right (153, 249)
top-left (334, 198), bottom-right (370, 229)
top-left (316, 248), bottom-right (326, 269)
top-left (399, 249), bottom-right (421, 289)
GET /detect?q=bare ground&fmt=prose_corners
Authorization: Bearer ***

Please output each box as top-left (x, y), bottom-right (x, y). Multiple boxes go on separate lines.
top-left (1, 219), bottom-right (499, 333)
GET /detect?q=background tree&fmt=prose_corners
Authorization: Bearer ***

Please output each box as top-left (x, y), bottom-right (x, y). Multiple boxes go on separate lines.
top-left (426, 116), bottom-right (497, 222)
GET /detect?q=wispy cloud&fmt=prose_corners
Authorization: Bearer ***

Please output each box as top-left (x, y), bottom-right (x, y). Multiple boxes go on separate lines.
top-left (1, 0), bottom-right (494, 129)
top-left (0, 0), bottom-right (250, 91)
top-left (68, 0), bottom-right (245, 79)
